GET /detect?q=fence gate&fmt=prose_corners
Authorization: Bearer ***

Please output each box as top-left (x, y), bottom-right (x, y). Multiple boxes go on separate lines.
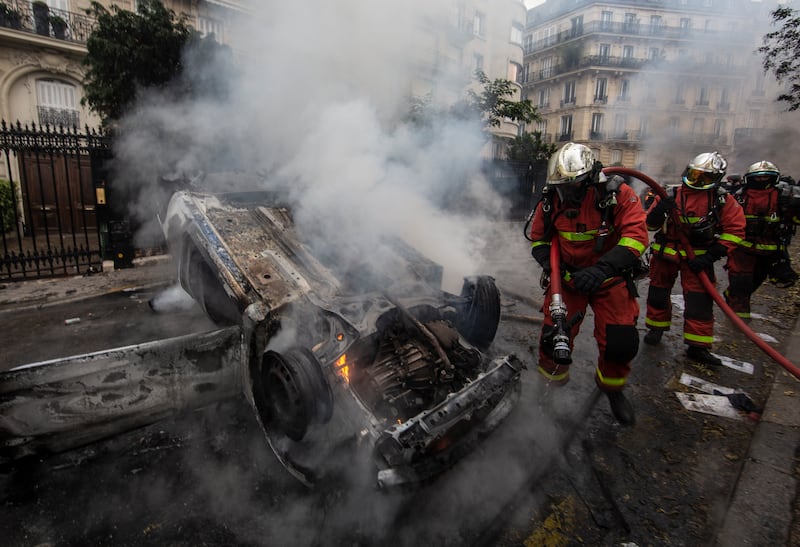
top-left (0, 121), bottom-right (109, 281)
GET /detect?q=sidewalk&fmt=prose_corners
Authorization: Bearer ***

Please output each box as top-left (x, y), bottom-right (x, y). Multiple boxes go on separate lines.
top-left (716, 319), bottom-right (800, 546)
top-left (0, 256), bottom-right (175, 314)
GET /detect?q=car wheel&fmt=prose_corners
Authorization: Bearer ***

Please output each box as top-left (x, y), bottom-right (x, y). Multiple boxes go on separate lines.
top-left (455, 275), bottom-right (501, 350)
top-left (258, 347), bottom-right (333, 442)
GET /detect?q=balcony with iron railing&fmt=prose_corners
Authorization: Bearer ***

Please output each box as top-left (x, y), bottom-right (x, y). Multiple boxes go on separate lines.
top-left (37, 105), bottom-right (79, 128)
top-left (528, 55), bottom-right (651, 83)
top-left (0, 1), bottom-right (95, 44)
top-left (524, 18), bottom-right (755, 55)
top-left (558, 131), bottom-right (573, 141)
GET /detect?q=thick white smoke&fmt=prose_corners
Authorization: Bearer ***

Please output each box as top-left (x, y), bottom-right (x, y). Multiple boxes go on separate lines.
top-left (104, 2), bottom-right (548, 544)
top-left (114, 0), bottom-right (509, 292)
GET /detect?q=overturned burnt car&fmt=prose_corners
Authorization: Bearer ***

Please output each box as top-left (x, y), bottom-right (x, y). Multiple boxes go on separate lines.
top-left (163, 189), bottom-right (523, 486)
top-left (0, 188), bottom-right (522, 488)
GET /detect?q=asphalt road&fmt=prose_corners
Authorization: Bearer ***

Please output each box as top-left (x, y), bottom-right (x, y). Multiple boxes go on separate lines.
top-left (0, 226), bottom-right (798, 546)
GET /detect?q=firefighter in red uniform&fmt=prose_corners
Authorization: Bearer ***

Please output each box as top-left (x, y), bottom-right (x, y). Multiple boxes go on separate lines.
top-left (642, 152), bottom-right (746, 367)
top-left (530, 143), bottom-right (648, 426)
top-left (725, 161), bottom-right (799, 320)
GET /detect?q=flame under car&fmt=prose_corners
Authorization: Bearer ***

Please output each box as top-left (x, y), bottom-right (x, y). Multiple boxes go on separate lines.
top-left (164, 190), bottom-right (523, 487)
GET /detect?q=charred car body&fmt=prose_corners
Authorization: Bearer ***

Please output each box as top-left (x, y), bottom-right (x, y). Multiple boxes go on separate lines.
top-left (0, 188), bottom-right (522, 487)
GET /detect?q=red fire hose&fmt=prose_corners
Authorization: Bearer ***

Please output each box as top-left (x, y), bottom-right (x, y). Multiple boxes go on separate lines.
top-left (604, 166), bottom-right (800, 379)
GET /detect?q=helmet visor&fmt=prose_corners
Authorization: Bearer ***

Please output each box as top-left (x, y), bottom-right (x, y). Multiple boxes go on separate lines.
top-left (684, 168), bottom-right (720, 188)
top-left (746, 172), bottom-right (779, 189)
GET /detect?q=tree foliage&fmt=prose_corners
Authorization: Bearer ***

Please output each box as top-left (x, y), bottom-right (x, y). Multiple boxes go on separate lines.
top-left (81, 0), bottom-right (230, 126)
top-left (451, 70), bottom-right (540, 130)
top-left (759, 7), bottom-right (800, 111)
top-left (507, 131), bottom-right (557, 164)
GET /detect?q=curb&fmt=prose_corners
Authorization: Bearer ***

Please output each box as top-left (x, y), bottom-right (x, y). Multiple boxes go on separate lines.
top-left (0, 255), bottom-right (175, 314)
top-left (715, 318), bottom-right (800, 546)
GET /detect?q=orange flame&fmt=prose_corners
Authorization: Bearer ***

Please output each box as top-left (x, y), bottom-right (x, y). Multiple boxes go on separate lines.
top-left (335, 354), bottom-right (349, 383)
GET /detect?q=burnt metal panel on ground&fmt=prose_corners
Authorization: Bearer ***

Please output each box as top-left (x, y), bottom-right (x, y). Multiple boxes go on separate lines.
top-left (0, 326), bottom-right (242, 461)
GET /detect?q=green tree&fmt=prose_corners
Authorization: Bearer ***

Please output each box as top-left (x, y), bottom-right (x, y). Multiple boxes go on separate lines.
top-left (759, 7), bottom-right (800, 111)
top-left (451, 70), bottom-right (540, 130)
top-left (81, 0), bottom-right (230, 126)
top-left (507, 131), bottom-right (557, 164)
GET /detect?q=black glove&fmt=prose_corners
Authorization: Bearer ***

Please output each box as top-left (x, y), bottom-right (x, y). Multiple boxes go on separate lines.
top-left (571, 246), bottom-right (639, 294)
top-left (646, 196), bottom-right (676, 226)
top-left (686, 243), bottom-right (726, 273)
top-left (572, 262), bottom-right (615, 293)
top-left (531, 244), bottom-right (551, 274)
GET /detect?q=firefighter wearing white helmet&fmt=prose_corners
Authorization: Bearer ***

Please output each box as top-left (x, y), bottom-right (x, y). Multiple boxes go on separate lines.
top-left (529, 142), bottom-right (649, 426)
top-left (725, 160), bottom-right (800, 320)
top-left (642, 151), bottom-right (746, 367)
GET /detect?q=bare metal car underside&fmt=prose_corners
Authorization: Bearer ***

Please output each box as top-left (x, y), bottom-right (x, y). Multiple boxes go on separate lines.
top-left (0, 189), bottom-right (522, 487)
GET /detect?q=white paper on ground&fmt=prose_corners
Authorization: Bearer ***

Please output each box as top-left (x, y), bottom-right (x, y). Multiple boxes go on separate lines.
top-left (675, 392), bottom-right (743, 420)
top-left (711, 353), bottom-right (755, 375)
top-left (755, 332), bottom-right (779, 344)
top-left (678, 373), bottom-right (735, 395)
top-left (749, 312), bottom-right (782, 325)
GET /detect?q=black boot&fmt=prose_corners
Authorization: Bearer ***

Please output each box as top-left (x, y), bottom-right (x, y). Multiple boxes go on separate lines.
top-left (643, 329), bottom-right (663, 346)
top-left (686, 345), bottom-right (722, 367)
top-left (605, 390), bottom-right (635, 426)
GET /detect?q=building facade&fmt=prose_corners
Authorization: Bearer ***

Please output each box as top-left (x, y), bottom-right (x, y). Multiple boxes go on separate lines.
top-left (522, 0), bottom-right (794, 179)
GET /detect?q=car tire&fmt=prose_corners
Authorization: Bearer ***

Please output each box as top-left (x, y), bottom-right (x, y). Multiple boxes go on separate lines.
top-left (455, 275), bottom-right (501, 350)
top-left (259, 347), bottom-right (333, 442)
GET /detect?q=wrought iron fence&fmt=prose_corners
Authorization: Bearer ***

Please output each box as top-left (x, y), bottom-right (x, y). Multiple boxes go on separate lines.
top-left (0, 121), bottom-right (110, 281)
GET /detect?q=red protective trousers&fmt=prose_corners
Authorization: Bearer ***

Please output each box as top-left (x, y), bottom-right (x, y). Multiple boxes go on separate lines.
top-left (646, 254), bottom-right (715, 347)
top-left (538, 278), bottom-right (640, 391)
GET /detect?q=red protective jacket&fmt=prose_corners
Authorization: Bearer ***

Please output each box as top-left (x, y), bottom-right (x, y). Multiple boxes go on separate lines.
top-left (530, 183), bottom-right (649, 269)
top-left (647, 185), bottom-right (745, 261)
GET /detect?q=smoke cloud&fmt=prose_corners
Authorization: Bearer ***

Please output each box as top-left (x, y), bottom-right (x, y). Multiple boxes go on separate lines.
top-left (113, 0), bottom-right (509, 292)
top-left (102, 1), bottom-right (545, 544)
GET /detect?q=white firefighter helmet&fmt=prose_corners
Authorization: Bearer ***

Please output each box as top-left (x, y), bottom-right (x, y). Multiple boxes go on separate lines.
top-left (682, 151), bottom-right (727, 190)
top-left (547, 142), bottom-right (597, 185)
top-left (743, 160), bottom-right (780, 190)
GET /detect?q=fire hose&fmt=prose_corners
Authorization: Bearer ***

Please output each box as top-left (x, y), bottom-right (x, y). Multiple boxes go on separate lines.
top-left (548, 236), bottom-right (583, 365)
top-left (604, 166), bottom-right (800, 379)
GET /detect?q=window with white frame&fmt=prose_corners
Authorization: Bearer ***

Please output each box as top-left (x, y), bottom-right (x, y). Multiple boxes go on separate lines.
top-left (510, 22), bottom-right (523, 45)
top-left (37, 79), bottom-right (79, 128)
top-left (599, 43), bottom-right (610, 61)
top-left (595, 78), bottom-right (607, 101)
top-left (559, 114), bottom-right (573, 138)
top-left (591, 113), bottom-right (603, 134)
top-left (570, 15), bottom-right (583, 37)
top-left (611, 149), bottom-right (622, 164)
top-left (197, 16), bottom-right (224, 41)
top-left (474, 12), bottom-right (485, 37)
top-left (601, 11), bottom-right (613, 30)
top-left (697, 86), bottom-right (709, 106)
top-left (536, 119), bottom-right (547, 134)
top-left (538, 87), bottom-right (550, 108)
top-left (563, 80), bottom-right (576, 104)
top-left (473, 53), bottom-right (483, 72)
top-left (713, 119), bottom-right (725, 137)
top-left (508, 62), bottom-right (522, 84)
top-left (650, 15), bottom-right (662, 34)
top-left (648, 47), bottom-right (660, 61)
top-left (619, 79), bottom-right (630, 100)
top-left (639, 116), bottom-right (649, 138)
top-left (541, 56), bottom-right (553, 78)
top-left (622, 45), bottom-right (633, 59)
top-left (623, 13), bottom-right (637, 32)
top-left (614, 114), bottom-right (627, 137)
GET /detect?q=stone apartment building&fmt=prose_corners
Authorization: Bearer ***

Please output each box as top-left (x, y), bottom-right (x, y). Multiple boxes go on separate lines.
top-left (0, 0), bottom-right (245, 132)
top-left (522, 0), bottom-right (798, 179)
